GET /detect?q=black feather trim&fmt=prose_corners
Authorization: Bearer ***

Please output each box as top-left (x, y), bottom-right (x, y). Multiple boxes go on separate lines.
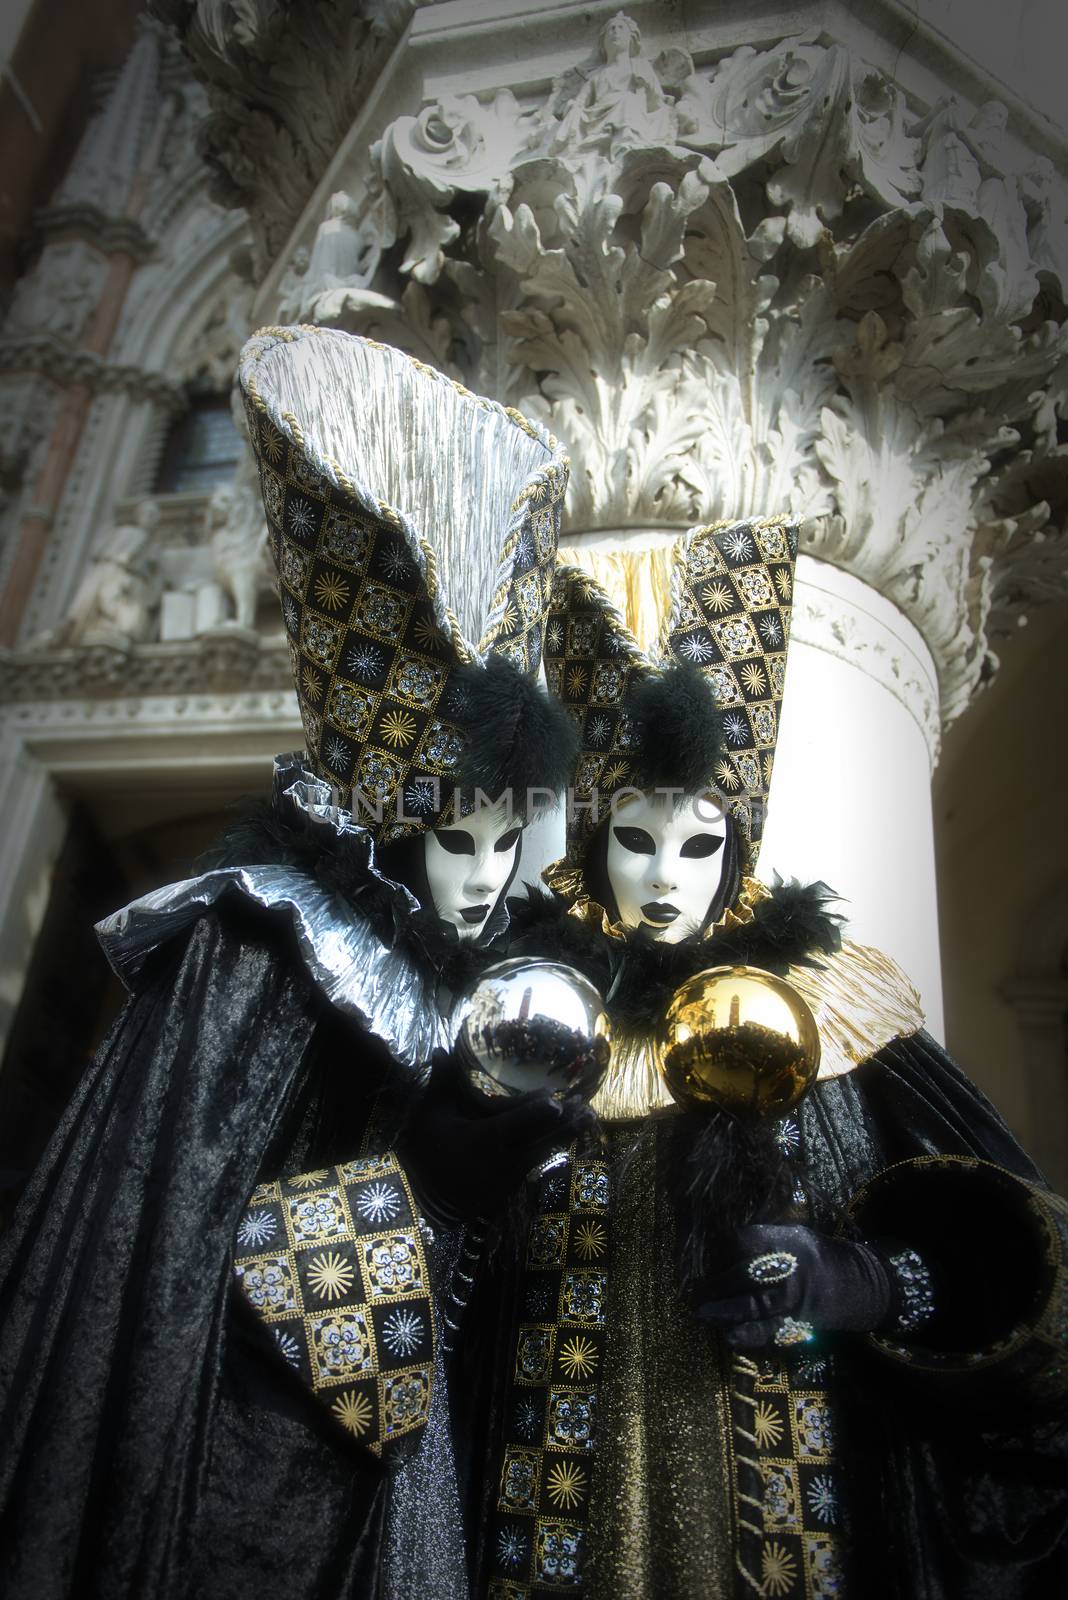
top-left (505, 876), bottom-right (844, 1025)
top-left (666, 1108), bottom-right (802, 1288)
top-left (455, 655), bottom-right (580, 804)
top-left (504, 885), bottom-right (619, 996)
top-left (627, 661), bottom-right (723, 792)
top-left (608, 876), bottom-right (843, 1032)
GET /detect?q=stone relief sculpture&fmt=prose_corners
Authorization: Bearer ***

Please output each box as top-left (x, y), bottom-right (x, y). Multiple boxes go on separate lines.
top-left (49, 500), bottom-right (161, 646)
top-left (538, 11), bottom-right (680, 156)
top-left (207, 453), bottom-right (272, 631)
top-left (346, 9), bottom-right (1067, 732)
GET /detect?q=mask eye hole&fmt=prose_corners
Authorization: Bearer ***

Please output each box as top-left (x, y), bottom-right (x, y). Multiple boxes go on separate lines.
top-left (495, 826), bottom-right (522, 854)
top-left (612, 826), bottom-right (656, 855)
top-left (434, 829), bottom-right (474, 855)
top-left (679, 833), bottom-right (724, 860)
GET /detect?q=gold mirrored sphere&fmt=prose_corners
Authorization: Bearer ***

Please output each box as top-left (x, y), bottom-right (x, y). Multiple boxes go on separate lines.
top-left (455, 958), bottom-right (612, 1103)
top-left (656, 964), bottom-right (821, 1116)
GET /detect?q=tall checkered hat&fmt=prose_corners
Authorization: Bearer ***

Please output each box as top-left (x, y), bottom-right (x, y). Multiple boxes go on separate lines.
top-left (239, 327), bottom-right (574, 839)
top-left (544, 518), bottom-right (799, 877)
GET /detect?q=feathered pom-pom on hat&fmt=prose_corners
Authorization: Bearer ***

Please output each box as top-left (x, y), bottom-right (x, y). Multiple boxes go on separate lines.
top-left (455, 654), bottom-right (580, 805)
top-left (627, 662), bottom-right (724, 794)
top-left (542, 518), bottom-right (800, 879)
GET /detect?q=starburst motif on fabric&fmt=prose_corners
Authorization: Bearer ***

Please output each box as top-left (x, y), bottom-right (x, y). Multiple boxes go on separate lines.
top-left (281, 595), bottom-right (299, 633)
top-left (324, 735), bottom-right (350, 771)
top-left (760, 1540), bottom-right (797, 1596)
top-left (356, 1181), bottom-right (402, 1223)
top-left (723, 529), bottom-right (754, 562)
top-left (601, 761), bottom-right (628, 789)
top-left (774, 568), bottom-right (792, 599)
top-left (723, 712), bottom-right (748, 747)
top-left (574, 1221), bottom-right (607, 1260)
top-left (758, 614), bottom-right (783, 646)
top-left (288, 1169), bottom-right (330, 1188)
top-left (714, 759), bottom-right (740, 792)
top-left (403, 780), bottom-right (438, 816)
top-left (346, 643), bottom-right (382, 679)
top-left (526, 1284), bottom-right (552, 1318)
top-left (301, 664), bottom-right (324, 701)
top-left (381, 710), bottom-right (417, 749)
top-left (314, 570), bottom-right (350, 611)
top-left (546, 1461), bottom-right (586, 1509)
top-left (679, 633), bottom-right (713, 663)
top-left (496, 1527), bottom-right (527, 1570)
top-left (237, 1210), bottom-right (277, 1248)
top-left (382, 1307), bottom-right (424, 1357)
top-left (807, 1474), bottom-right (838, 1524)
top-left (753, 1401), bottom-right (784, 1448)
top-left (499, 600), bottom-right (519, 632)
top-left (380, 545), bottom-right (412, 582)
top-left (287, 497), bottom-right (316, 538)
top-left (515, 1398), bottom-right (541, 1439)
top-left (307, 1251), bottom-right (356, 1301)
top-left (412, 618), bottom-right (443, 653)
top-left (702, 580), bottom-right (733, 614)
top-left (741, 661), bottom-right (767, 695)
top-left (272, 1328), bottom-right (301, 1369)
top-left (566, 666), bottom-right (588, 697)
top-left (587, 714), bottom-right (611, 747)
top-left (775, 1117), bottom-right (800, 1155)
top-left (546, 620), bottom-right (564, 651)
top-left (261, 421), bottom-right (284, 463)
top-left (559, 1336), bottom-right (599, 1379)
top-left (762, 752), bottom-right (775, 787)
top-left (332, 1389), bottom-right (373, 1437)
top-left (513, 531), bottom-right (534, 567)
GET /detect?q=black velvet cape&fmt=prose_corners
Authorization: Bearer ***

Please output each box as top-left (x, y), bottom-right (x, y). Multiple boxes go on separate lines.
top-left (0, 898), bottom-right (407, 1600)
top-left (2, 891), bottom-right (1067, 1599)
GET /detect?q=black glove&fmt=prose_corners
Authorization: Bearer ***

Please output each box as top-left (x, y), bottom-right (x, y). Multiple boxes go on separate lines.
top-left (398, 1050), bottom-right (597, 1226)
top-left (693, 1222), bottom-right (893, 1349)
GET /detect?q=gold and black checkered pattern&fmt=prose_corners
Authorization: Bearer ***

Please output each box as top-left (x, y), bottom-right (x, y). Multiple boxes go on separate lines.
top-left (231, 1152), bottom-right (435, 1460)
top-left (729, 1352), bottom-right (846, 1599)
top-left (239, 326), bottom-right (569, 839)
top-left (543, 518), bottom-right (798, 876)
top-left (485, 1147), bottom-right (610, 1597)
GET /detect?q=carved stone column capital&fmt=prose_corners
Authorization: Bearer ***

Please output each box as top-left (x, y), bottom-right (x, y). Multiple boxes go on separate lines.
top-left (232, 5), bottom-right (1068, 736)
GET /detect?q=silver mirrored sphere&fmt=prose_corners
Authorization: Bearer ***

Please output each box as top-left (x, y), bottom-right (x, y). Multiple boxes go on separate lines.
top-left (455, 958), bottom-right (612, 1103)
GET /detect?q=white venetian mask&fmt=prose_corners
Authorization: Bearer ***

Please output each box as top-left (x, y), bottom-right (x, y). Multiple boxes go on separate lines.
top-left (424, 799), bottom-right (523, 939)
top-left (605, 791), bottom-right (729, 943)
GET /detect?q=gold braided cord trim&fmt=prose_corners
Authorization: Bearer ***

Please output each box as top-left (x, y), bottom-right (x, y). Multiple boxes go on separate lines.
top-left (280, 408), bottom-right (305, 451)
top-left (736, 1554), bottom-right (766, 1595)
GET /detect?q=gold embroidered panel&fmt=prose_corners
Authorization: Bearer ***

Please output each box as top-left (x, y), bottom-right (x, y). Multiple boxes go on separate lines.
top-left (232, 1151), bottom-right (435, 1460)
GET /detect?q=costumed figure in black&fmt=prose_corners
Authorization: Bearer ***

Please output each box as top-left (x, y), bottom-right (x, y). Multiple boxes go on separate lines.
top-left (0, 327), bottom-right (587, 1600)
top-left (484, 519), bottom-right (1068, 1599)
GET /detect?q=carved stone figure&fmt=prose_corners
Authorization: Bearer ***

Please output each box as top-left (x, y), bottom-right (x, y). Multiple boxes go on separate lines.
top-left (276, 245), bottom-right (311, 322)
top-left (207, 457), bottom-right (271, 631)
top-left (51, 500), bottom-right (161, 646)
top-left (542, 11), bottom-right (678, 155)
top-left (3, 242), bottom-right (107, 343)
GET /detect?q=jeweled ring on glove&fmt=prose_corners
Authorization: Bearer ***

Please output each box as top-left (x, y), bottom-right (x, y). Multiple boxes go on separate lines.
top-left (773, 1316), bottom-right (815, 1346)
top-left (747, 1250), bottom-right (798, 1285)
